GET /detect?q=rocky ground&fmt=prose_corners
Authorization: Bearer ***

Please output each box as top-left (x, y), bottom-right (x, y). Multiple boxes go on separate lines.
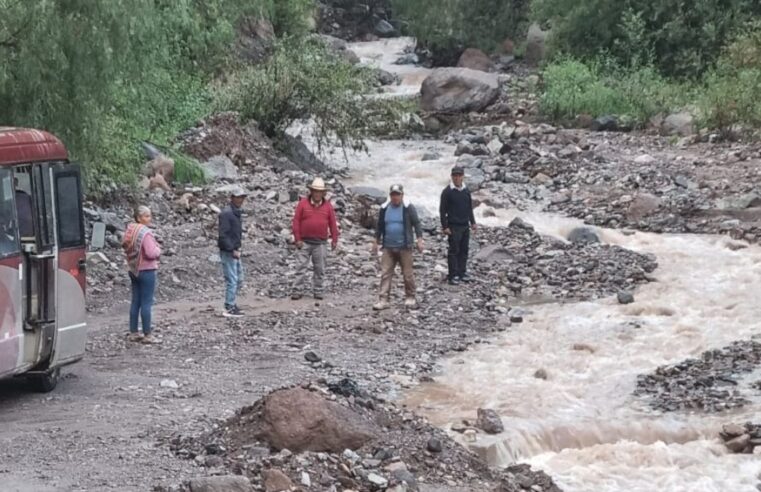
top-left (634, 339), bottom-right (761, 412)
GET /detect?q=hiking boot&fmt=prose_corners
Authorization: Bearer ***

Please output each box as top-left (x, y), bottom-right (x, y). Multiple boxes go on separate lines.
top-left (460, 274), bottom-right (472, 283)
top-left (223, 305), bottom-right (244, 318)
top-left (291, 293), bottom-right (303, 300)
top-left (448, 277), bottom-right (461, 286)
top-left (404, 297), bottom-right (417, 308)
top-left (141, 334), bottom-right (158, 344)
top-left (127, 332), bottom-right (142, 342)
top-left (372, 300), bottom-right (390, 311)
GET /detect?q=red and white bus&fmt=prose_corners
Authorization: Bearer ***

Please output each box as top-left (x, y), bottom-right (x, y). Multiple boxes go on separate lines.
top-left (0, 128), bottom-right (87, 391)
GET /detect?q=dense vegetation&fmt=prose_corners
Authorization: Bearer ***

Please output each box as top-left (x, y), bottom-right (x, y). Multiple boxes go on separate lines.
top-left (392, 0), bottom-right (530, 64)
top-left (0, 0), bottom-right (345, 191)
top-left (5, 0), bottom-right (761, 193)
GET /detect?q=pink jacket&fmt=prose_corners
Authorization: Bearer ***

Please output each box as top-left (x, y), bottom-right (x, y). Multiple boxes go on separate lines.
top-left (138, 232), bottom-right (161, 271)
top-left (123, 223), bottom-right (161, 273)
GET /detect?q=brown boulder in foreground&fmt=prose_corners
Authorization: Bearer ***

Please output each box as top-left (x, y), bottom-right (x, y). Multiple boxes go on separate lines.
top-left (258, 388), bottom-right (377, 452)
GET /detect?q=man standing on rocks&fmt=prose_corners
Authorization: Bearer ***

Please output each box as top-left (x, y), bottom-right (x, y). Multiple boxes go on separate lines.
top-left (218, 186), bottom-right (247, 317)
top-left (439, 166), bottom-right (477, 285)
top-left (290, 177), bottom-right (340, 300)
top-left (372, 184), bottom-right (424, 310)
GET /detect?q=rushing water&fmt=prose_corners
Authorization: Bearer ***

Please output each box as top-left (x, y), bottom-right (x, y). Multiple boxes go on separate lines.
top-left (297, 37), bottom-right (761, 491)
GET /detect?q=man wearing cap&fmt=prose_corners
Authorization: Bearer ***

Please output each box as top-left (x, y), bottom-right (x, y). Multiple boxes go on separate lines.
top-left (439, 166), bottom-right (477, 285)
top-left (218, 186), bottom-right (247, 317)
top-left (291, 177), bottom-right (340, 300)
top-left (372, 184), bottom-right (424, 310)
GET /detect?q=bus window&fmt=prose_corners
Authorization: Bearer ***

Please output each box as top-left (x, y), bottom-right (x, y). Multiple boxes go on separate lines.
top-left (0, 169), bottom-right (20, 257)
top-left (14, 173), bottom-right (34, 239)
top-left (54, 171), bottom-right (85, 248)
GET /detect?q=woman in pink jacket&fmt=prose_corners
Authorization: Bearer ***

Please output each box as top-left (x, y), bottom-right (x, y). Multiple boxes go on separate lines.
top-left (122, 206), bottom-right (161, 343)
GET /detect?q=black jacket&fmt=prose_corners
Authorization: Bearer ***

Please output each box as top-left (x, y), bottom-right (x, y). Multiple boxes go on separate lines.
top-left (218, 204), bottom-right (243, 252)
top-left (440, 185), bottom-right (476, 229)
top-left (375, 202), bottom-right (423, 249)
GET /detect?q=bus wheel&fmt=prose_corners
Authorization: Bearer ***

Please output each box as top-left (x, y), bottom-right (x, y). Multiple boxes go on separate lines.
top-left (30, 368), bottom-right (61, 393)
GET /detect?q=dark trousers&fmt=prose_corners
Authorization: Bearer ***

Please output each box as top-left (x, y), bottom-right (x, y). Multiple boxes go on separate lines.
top-left (447, 225), bottom-right (470, 279)
top-left (129, 270), bottom-right (157, 335)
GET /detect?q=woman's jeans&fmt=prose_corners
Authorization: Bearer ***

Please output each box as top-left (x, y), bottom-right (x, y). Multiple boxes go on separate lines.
top-left (129, 269), bottom-right (157, 335)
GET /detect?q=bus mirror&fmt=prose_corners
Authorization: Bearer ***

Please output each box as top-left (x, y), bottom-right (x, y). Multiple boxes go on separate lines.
top-left (90, 222), bottom-right (106, 250)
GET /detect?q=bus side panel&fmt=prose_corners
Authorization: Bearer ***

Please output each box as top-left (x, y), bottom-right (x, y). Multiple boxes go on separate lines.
top-left (52, 248), bottom-right (87, 366)
top-left (0, 257), bottom-right (23, 377)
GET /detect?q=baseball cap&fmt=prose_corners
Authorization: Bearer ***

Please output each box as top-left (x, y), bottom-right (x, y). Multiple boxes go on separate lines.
top-left (230, 185), bottom-right (248, 197)
top-left (451, 166), bottom-right (465, 175)
top-left (389, 184), bottom-right (404, 194)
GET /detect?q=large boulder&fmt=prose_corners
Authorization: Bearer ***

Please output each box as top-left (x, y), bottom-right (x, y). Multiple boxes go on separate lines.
top-left (420, 68), bottom-right (500, 113)
top-left (258, 388), bottom-right (378, 453)
top-left (316, 34), bottom-right (360, 65)
top-left (189, 476), bottom-right (253, 492)
top-left (661, 111), bottom-right (695, 136)
top-left (202, 155), bottom-right (239, 182)
top-left (457, 48), bottom-right (495, 72)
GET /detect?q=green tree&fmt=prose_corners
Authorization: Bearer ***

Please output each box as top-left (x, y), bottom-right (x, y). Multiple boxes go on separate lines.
top-left (215, 36), bottom-right (374, 151)
top-left (392, 0), bottom-right (530, 64)
top-left (533, 0), bottom-right (761, 78)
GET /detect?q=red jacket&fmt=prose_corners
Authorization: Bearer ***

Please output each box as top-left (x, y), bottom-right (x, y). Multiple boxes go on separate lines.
top-left (292, 198), bottom-right (339, 246)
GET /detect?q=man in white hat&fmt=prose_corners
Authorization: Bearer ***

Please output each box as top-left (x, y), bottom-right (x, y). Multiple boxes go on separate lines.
top-left (290, 177), bottom-right (340, 300)
top-left (218, 185), bottom-right (248, 317)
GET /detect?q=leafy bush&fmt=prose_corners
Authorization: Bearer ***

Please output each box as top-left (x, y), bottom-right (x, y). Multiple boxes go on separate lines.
top-left (533, 0), bottom-right (761, 78)
top-left (215, 36), bottom-right (375, 151)
top-left (392, 0), bottom-right (530, 64)
top-left (540, 57), bottom-right (688, 125)
top-left (698, 23), bottom-right (761, 135)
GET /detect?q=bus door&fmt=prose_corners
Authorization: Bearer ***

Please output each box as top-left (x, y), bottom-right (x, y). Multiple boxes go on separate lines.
top-left (50, 163), bottom-right (87, 366)
top-left (21, 163), bottom-right (57, 366)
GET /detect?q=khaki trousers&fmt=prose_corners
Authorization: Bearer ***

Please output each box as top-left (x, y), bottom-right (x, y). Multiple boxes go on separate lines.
top-left (379, 248), bottom-right (416, 300)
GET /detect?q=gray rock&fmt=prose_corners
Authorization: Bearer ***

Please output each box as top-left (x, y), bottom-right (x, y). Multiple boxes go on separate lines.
top-left (591, 115), bottom-right (620, 132)
top-left (627, 193), bottom-right (662, 220)
top-left (617, 291), bottom-right (635, 305)
top-left (454, 142), bottom-right (489, 157)
top-left (304, 351), bottom-right (321, 363)
top-left (662, 111), bottom-right (695, 137)
top-left (725, 434), bottom-right (751, 453)
top-left (567, 227), bottom-right (600, 245)
top-left (457, 48), bottom-right (495, 72)
top-left (426, 438), bottom-right (443, 453)
top-left (367, 473), bottom-right (389, 488)
top-left (717, 193), bottom-right (761, 210)
top-left (392, 468), bottom-right (418, 489)
top-left (421, 68), bottom-right (500, 113)
top-left (350, 186), bottom-right (387, 205)
top-left (476, 408), bottom-right (504, 434)
top-left (101, 212), bottom-right (126, 233)
top-left (188, 476), bottom-right (253, 492)
top-left (474, 245), bottom-right (512, 263)
top-left (202, 155), bottom-right (239, 181)
top-left (394, 53), bottom-right (419, 65)
top-left (421, 152), bottom-right (442, 161)
top-left (374, 19), bottom-right (395, 37)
